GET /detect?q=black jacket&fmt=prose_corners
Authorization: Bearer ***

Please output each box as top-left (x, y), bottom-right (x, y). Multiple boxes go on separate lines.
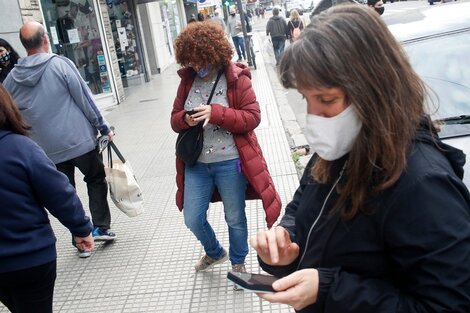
top-left (286, 19), bottom-right (304, 39)
top-left (260, 124), bottom-right (470, 312)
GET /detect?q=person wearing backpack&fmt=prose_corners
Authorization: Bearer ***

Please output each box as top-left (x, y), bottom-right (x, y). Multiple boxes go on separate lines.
top-left (287, 9), bottom-right (304, 42)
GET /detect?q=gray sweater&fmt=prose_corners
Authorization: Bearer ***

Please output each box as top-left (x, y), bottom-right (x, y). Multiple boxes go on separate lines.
top-left (4, 53), bottom-right (110, 164)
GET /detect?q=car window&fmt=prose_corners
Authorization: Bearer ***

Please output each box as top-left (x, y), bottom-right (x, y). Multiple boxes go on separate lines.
top-left (403, 31), bottom-right (470, 120)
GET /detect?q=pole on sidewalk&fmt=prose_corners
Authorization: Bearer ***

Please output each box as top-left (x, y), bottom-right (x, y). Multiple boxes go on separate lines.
top-left (235, 0), bottom-right (254, 67)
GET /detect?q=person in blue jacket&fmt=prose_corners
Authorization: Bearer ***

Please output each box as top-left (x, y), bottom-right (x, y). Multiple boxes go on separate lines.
top-left (0, 84), bottom-right (94, 313)
top-left (250, 5), bottom-right (470, 313)
top-left (4, 21), bottom-right (116, 258)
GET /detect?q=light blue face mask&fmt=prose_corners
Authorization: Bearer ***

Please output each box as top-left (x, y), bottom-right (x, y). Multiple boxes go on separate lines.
top-left (196, 64), bottom-right (213, 78)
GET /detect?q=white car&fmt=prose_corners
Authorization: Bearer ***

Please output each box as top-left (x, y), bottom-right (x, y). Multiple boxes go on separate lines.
top-left (387, 0), bottom-right (470, 186)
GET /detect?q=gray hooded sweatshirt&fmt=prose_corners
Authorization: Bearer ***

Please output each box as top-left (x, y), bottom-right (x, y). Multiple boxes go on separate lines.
top-left (4, 53), bottom-right (110, 164)
top-left (266, 15), bottom-right (288, 39)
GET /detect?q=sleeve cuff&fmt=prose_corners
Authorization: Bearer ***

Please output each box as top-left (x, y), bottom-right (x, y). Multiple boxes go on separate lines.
top-left (98, 125), bottom-right (111, 136)
top-left (317, 267), bottom-right (338, 302)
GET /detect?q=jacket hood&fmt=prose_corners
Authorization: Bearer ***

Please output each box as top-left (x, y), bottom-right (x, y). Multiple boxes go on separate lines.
top-left (415, 118), bottom-right (466, 179)
top-left (9, 53), bottom-right (56, 87)
top-left (271, 15), bottom-right (282, 20)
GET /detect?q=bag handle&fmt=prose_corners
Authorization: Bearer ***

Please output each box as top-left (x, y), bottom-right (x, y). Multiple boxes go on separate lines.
top-left (206, 69), bottom-right (224, 105)
top-left (107, 141), bottom-right (126, 169)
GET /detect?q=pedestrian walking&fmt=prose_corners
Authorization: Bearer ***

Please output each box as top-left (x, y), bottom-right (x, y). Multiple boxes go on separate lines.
top-left (212, 10), bottom-right (226, 30)
top-left (171, 22), bottom-right (281, 279)
top-left (266, 7), bottom-right (287, 66)
top-left (4, 21), bottom-right (116, 258)
top-left (226, 7), bottom-right (246, 62)
top-left (286, 9), bottom-right (304, 42)
top-left (0, 39), bottom-right (20, 84)
top-left (251, 4), bottom-right (470, 312)
top-left (0, 84), bottom-right (94, 313)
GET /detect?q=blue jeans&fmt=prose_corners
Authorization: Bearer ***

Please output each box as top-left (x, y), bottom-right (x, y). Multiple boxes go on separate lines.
top-left (184, 159), bottom-right (248, 265)
top-left (232, 36), bottom-right (246, 60)
top-left (271, 36), bottom-right (286, 65)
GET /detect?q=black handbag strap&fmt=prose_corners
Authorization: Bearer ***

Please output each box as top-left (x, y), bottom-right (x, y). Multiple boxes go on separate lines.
top-left (206, 69), bottom-right (224, 105)
top-left (107, 141), bottom-right (126, 168)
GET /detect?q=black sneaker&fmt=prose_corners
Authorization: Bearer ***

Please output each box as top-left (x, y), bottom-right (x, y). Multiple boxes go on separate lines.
top-left (92, 227), bottom-right (116, 241)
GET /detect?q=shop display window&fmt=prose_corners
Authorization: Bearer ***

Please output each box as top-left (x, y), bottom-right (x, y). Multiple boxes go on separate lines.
top-left (106, 0), bottom-right (144, 87)
top-left (41, 0), bottom-right (112, 95)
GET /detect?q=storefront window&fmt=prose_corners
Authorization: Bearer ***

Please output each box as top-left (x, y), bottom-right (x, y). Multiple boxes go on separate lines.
top-left (106, 0), bottom-right (145, 88)
top-left (41, 0), bottom-right (112, 95)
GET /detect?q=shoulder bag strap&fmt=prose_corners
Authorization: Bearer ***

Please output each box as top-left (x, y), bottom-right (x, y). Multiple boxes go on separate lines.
top-left (206, 70), bottom-right (224, 105)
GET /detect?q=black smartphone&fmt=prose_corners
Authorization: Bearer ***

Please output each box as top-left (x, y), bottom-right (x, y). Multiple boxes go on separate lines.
top-left (227, 271), bottom-right (278, 293)
top-left (185, 110), bottom-right (196, 116)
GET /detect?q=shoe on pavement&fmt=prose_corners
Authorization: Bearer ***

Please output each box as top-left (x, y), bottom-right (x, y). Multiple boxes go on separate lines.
top-left (231, 263), bottom-right (246, 291)
top-left (92, 227), bottom-right (116, 241)
top-left (78, 249), bottom-right (91, 258)
top-left (195, 249), bottom-right (228, 272)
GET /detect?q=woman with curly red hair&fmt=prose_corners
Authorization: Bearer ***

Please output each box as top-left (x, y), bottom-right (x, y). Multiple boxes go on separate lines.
top-left (171, 21), bottom-right (281, 279)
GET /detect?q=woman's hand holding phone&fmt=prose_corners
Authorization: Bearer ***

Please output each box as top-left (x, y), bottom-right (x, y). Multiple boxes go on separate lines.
top-left (184, 105), bottom-right (212, 127)
top-left (257, 268), bottom-right (319, 311)
top-left (250, 226), bottom-right (300, 265)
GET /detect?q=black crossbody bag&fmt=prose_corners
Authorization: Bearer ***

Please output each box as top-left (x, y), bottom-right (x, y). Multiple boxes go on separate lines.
top-left (175, 70), bottom-right (223, 167)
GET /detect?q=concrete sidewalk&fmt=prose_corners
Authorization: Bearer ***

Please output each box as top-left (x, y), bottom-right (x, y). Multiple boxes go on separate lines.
top-left (0, 32), bottom-right (301, 313)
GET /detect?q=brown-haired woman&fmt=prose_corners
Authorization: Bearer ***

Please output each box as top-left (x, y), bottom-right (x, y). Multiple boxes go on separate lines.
top-left (0, 84), bottom-right (94, 312)
top-left (171, 21), bottom-right (281, 277)
top-left (250, 4), bottom-right (470, 312)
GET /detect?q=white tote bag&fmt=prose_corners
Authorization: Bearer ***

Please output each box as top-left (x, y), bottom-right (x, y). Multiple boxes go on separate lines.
top-left (104, 142), bottom-right (144, 217)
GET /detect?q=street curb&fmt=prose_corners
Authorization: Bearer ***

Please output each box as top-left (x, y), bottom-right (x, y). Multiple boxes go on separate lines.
top-left (258, 33), bottom-right (311, 179)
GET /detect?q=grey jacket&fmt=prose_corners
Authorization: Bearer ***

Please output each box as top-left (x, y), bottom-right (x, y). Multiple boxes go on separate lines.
top-left (266, 15), bottom-right (288, 39)
top-left (4, 53), bottom-right (110, 164)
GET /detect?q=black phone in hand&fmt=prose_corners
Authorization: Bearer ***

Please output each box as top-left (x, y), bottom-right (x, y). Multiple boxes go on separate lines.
top-left (227, 271), bottom-right (278, 293)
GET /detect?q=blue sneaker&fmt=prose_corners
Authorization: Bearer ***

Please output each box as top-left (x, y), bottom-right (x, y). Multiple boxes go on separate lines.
top-left (92, 227), bottom-right (116, 241)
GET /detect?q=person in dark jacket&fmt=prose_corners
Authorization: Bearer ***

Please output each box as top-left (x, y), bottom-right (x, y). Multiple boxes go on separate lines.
top-left (0, 84), bottom-right (94, 313)
top-left (171, 21), bottom-right (281, 278)
top-left (367, 0), bottom-right (385, 15)
top-left (286, 9), bottom-right (304, 42)
top-left (0, 39), bottom-right (20, 83)
top-left (266, 7), bottom-right (288, 66)
top-left (250, 4), bottom-right (470, 312)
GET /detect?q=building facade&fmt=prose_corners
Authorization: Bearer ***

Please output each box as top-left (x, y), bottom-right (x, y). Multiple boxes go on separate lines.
top-left (0, 0), bottom-right (188, 109)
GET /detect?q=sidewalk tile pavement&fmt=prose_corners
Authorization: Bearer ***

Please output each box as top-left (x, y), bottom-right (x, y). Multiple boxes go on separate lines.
top-left (0, 32), bottom-right (299, 313)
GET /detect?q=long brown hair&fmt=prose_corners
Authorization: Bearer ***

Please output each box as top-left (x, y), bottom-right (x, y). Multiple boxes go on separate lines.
top-left (280, 4), bottom-right (425, 219)
top-left (0, 84), bottom-right (30, 135)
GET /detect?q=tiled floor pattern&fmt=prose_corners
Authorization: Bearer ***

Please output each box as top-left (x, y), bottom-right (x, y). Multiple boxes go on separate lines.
top-left (1, 32), bottom-right (298, 313)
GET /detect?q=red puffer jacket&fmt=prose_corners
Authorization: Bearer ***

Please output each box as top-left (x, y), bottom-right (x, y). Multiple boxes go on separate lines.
top-left (170, 63), bottom-right (281, 228)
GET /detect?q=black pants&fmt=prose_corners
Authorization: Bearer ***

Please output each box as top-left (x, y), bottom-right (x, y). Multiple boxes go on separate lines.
top-left (0, 260), bottom-right (57, 313)
top-left (56, 148), bottom-right (111, 230)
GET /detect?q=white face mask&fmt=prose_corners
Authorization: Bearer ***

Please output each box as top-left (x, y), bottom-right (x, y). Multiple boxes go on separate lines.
top-left (305, 105), bottom-right (362, 161)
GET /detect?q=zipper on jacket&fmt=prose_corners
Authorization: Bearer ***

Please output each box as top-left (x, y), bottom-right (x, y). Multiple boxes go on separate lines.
top-left (296, 161), bottom-right (347, 270)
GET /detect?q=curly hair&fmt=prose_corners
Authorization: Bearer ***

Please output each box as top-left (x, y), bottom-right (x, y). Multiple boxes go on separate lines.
top-left (174, 21), bottom-right (233, 69)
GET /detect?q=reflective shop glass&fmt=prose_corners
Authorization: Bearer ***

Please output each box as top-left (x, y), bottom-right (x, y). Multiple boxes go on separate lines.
top-left (41, 0), bottom-right (112, 95)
